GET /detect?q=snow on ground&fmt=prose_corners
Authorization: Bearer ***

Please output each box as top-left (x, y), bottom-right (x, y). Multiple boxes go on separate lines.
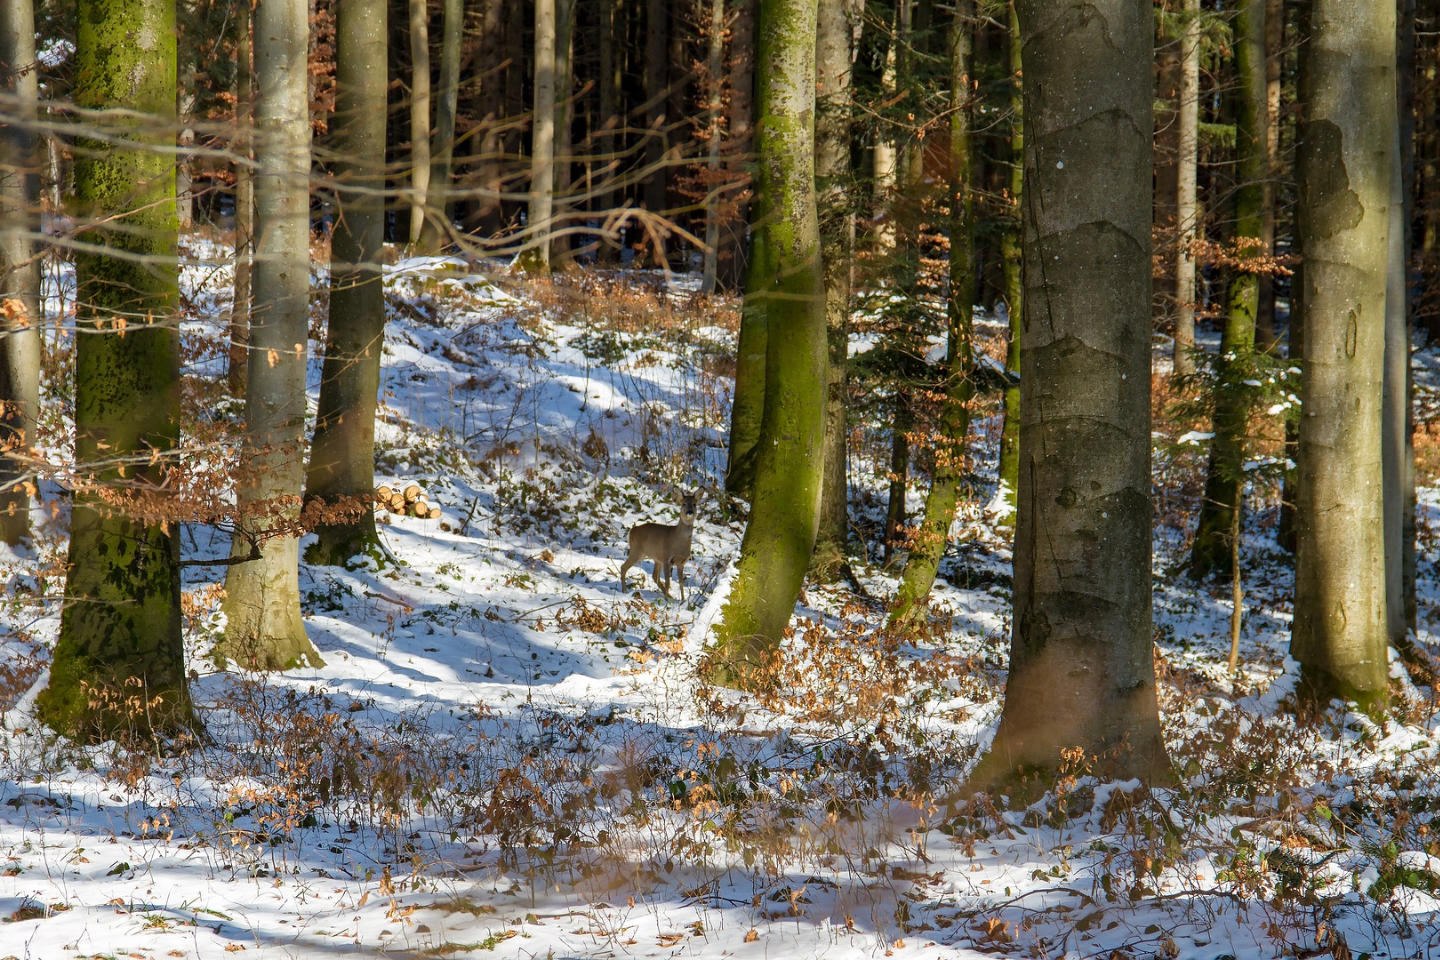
top-left (0, 241), bottom-right (1437, 959)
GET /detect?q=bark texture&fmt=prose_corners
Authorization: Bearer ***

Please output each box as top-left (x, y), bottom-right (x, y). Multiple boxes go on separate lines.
top-left (977, 0), bottom-right (1169, 783)
top-left (0, 0), bottom-right (42, 544)
top-left (707, 0), bottom-right (826, 686)
top-left (230, 0), bottom-right (253, 396)
top-left (407, 0), bottom-right (431, 247)
top-left (221, 0), bottom-right (325, 671)
top-left (1291, 0), bottom-right (1393, 710)
top-left (38, 0), bottom-right (194, 737)
top-left (517, 0), bottom-right (557, 273)
top-left (1172, 0), bottom-right (1200, 376)
top-left (306, 0), bottom-right (388, 565)
top-left (813, 0), bottom-right (854, 561)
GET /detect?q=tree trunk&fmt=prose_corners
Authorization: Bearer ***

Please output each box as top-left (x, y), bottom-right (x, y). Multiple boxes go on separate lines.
top-left (1173, 0), bottom-right (1200, 376)
top-left (407, 0), bottom-right (431, 247)
top-left (550, 0), bottom-right (575, 262)
top-left (1399, 0), bottom-right (1417, 634)
top-left (230, 0), bottom-right (254, 396)
top-left (221, 0), bottom-right (325, 672)
top-left (1255, 0), bottom-right (1284, 350)
top-left (892, 1), bottom-right (975, 623)
top-left (870, 1), bottom-right (898, 252)
top-left (1190, 0), bottom-right (1266, 580)
top-left (705, 0), bottom-right (826, 688)
top-left (0, 0), bottom-right (42, 545)
top-left (976, 0), bottom-right (1169, 783)
top-left (813, 0), bottom-right (853, 563)
top-left (1383, 121), bottom-right (1409, 654)
top-left (306, 0), bottom-right (389, 565)
top-left (38, 0), bottom-right (194, 738)
top-left (595, 0), bottom-right (620, 262)
top-left (419, 0), bottom-right (462, 252)
top-left (716, 0), bottom-right (754, 291)
top-left (1290, 0), bottom-right (1393, 711)
top-left (642, 0), bottom-right (668, 265)
top-left (883, 390), bottom-right (910, 562)
top-left (469, 0), bottom-right (506, 238)
top-left (176, 7), bottom-right (195, 230)
top-left (995, 0), bottom-right (1022, 525)
top-left (517, 0), bottom-right (556, 273)
top-left (700, 0), bottom-right (727, 293)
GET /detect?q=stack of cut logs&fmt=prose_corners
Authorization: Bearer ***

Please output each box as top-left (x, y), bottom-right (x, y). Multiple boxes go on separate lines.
top-left (376, 483), bottom-right (439, 519)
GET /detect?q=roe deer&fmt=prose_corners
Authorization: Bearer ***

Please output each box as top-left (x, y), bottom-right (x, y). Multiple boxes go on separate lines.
top-left (620, 492), bottom-right (698, 599)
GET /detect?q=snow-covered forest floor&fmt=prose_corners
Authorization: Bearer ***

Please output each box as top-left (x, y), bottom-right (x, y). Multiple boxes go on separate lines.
top-left (0, 241), bottom-right (1438, 959)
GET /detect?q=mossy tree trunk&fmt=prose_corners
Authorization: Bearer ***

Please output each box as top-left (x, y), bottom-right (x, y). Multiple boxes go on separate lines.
top-left (891, 1), bottom-right (975, 625)
top-left (305, 0), bottom-right (388, 566)
top-left (1190, 0), bottom-right (1267, 580)
top-left (0, 0), bottom-right (42, 545)
top-left (975, 0), bottom-right (1170, 784)
top-left (995, 0), bottom-right (1022, 525)
top-left (813, 0), bottom-right (854, 564)
top-left (1173, 0), bottom-right (1200, 376)
top-left (418, 0), bottom-right (463, 253)
top-left (1290, 0), bottom-right (1393, 711)
top-left (221, 0), bottom-right (325, 672)
top-left (517, 0), bottom-right (556, 274)
top-left (37, 0), bottom-right (195, 739)
top-left (706, 0), bottom-right (826, 688)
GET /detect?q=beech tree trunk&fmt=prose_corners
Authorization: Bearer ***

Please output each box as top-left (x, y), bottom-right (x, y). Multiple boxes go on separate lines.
top-left (1173, 0), bottom-right (1200, 376)
top-left (230, 0), bottom-right (253, 396)
top-left (1291, 0), bottom-right (1393, 710)
top-left (995, 0), bottom-right (1022, 524)
top-left (706, 0), bottom-right (826, 688)
top-left (977, 0), bottom-right (1169, 783)
top-left (1191, 0), bottom-right (1267, 580)
top-left (306, 0), bottom-right (389, 565)
top-left (892, 1), bottom-right (974, 623)
top-left (518, 0), bottom-right (556, 273)
top-left (813, 0), bottom-right (853, 562)
top-left (407, 0), bottom-right (431, 247)
top-left (419, 0), bottom-right (463, 252)
top-left (1255, 0), bottom-right (1283, 350)
top-left (38, 0), bottom-right (194, 738)
top-left (0, 0), bottom-right (42, 545)
top-left (221, 0), bottom-right (325, 672)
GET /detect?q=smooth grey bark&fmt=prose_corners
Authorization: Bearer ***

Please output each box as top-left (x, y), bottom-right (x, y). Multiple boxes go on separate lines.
top-left (306, 0), bottom-right (388, 565)
top-left (419, 0), bottom-right (463, 252)
top-left (407, 0), bottom-right (431, 247)
top-left (550, 0), bottom-right (575, 262)
top-left (1173, 0), bottom-right (1200, 376)
top-left (1291, 0), bottom-right (1393, 710)
top-left (1398, 0), bottom-right (1417, 634)
top-left (517, 0), bottom-right (556, 273)
top-left (976, 0), bottom-right (1170, 783)
top-left (230, 0), bottom-right (253, 396)
top-left (814, 0), bottom-right (853, 562)
top-left (1383, 118), bottom-right (1410, 653)
top-left (0, 0), bottom-right (42, 544)
top-left (221, 0), bottom-right (324, 671)
top-left (642, 0), bottom-right (668, 263)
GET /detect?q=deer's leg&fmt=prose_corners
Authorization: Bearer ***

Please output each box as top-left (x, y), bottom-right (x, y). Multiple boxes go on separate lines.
top-left (674, 560), bottom-right (686, 600)
top-left (653, 560), bottom-right (671, 598)
top-left (619, 558), bottom-right (633, 592)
